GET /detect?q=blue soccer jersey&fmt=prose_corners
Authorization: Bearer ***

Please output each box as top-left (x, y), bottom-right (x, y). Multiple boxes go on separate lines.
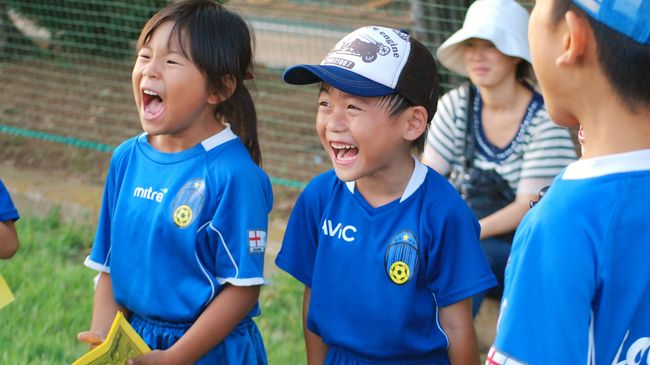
top-left (86, 126), bottom-right (273, 323)
top-left (0, 179), bottom-right (19, 222)
top-left (489, 149), bottom-right (650, 365)
top-left (276, 159), bottom-right (496, 360)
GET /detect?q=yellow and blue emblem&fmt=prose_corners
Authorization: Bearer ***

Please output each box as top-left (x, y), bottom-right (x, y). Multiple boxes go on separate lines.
top-left (170, 178), bottom-right (206, 228)
top-left (384, 230), bottom-right (419, 285)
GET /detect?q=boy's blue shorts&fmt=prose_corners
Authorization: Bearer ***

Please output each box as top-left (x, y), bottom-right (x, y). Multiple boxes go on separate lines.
top-left (325, 346), bottom-right (449, 365)
top-left (130, 313), bottom-right (267, 365)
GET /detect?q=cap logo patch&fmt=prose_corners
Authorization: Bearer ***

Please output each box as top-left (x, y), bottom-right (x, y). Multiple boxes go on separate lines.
top-left (325, 31), bottom-right (391, 64)
top-left (322, 57), bottom-right (355, 69)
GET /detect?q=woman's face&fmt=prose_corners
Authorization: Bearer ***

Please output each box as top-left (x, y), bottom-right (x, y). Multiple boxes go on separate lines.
top-left (462, 38), bottom-right (522, 89)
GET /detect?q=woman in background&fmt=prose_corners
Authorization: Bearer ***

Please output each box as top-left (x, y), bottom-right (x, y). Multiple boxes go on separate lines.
top-left (422, 0), bottom-right (576, 316)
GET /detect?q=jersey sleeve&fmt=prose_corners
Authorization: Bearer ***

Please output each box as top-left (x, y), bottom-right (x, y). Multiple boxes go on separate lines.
top-left (517, 109), bottom-right (577, 195)
top-left (490, 203), bottom-right (595, 364)
top-left (208, 167), bottom-right (273, 286)
top-left (85, 154), bottom-right (121, 273)
top-left (0, 179), bottom-right (19, 222)
top-left (275, 174), bottom-right (331, 288)
top-left (424, 195), bottom-right (497, 307)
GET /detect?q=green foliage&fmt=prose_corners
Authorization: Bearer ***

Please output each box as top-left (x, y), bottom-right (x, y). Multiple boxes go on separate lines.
top-left (258, 270), bottom-right (306, 364)
top-left (0, 209), bottom-right (305, 364)
top-left (0, 208), bottom-right (96, 364)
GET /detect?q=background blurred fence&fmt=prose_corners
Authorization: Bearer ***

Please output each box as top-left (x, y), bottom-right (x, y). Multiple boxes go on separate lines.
top-left (0, 0), bottom-right (476, 188)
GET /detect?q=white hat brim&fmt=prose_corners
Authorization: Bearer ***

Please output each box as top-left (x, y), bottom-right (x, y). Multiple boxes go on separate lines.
top-left (436, 25), bottom-right (531, 77)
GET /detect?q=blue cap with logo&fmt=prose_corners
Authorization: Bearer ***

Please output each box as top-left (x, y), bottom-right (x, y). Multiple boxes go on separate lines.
top-left (283, 26), bottom-right (439, 120)
top-left (572, 0), bottom-right (650, 44)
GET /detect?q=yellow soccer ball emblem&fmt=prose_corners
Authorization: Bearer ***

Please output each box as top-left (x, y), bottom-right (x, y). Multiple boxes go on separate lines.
top-left (173, 205), bottom-right (193, 227)
top-left (389, 261), bottom-right (410, 285)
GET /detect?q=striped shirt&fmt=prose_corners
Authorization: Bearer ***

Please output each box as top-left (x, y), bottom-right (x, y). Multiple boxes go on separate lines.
top-left (424, 84), bottom-right (577, 195)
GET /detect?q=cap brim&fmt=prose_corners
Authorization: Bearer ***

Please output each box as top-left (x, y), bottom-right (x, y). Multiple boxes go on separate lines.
top-left (283, 64), bottom-right (396, 97)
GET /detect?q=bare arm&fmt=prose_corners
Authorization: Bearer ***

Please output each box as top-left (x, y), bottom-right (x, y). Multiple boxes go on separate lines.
top-left (421, 144), bottom-right (451, 176)
top-left (129, 284), bottom-right (261, 365)
top-left (439, 298), bottom-right (480, 365)
top-left (78, 272), bottom-right (128, 348)
top-left (478, 193), bottom-right (536, 239)
top-left (303, 286), bottom-right (328, 365)
top-left (0, 220), bottom-right (19, 259)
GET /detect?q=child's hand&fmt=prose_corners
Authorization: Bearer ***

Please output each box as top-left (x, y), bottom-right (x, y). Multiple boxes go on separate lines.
top-left (127, 350), bottom-right (182, 365)
top-left (76, 331), bottom-right (106, 349)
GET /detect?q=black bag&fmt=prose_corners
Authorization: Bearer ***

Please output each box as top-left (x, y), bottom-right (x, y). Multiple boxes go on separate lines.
top-left (449, 84), bottom-right (516, 242)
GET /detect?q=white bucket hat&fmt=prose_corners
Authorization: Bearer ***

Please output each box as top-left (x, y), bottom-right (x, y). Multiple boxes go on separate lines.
top-left (436, 0), bottom-right (531, 76)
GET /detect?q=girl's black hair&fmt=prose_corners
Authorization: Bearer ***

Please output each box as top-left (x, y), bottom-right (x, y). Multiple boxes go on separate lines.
top-left (137, 0), bottom-right (262, 165)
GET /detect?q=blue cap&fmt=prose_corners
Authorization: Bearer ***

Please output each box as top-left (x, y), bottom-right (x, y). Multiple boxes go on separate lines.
top-left (284, 64), bottom-right (395, 97)
top-left (572, 0), bottom-right (650, 44)
top-left (283, 26), bottom-right (439, 119)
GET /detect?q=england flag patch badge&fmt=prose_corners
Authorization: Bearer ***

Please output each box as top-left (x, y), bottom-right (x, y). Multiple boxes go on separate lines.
top-left (248, 230), bottom-right (267, 254)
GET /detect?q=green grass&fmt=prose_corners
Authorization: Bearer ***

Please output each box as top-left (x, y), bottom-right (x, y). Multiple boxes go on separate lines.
top-left (0, 208), bottom-right (305, 364)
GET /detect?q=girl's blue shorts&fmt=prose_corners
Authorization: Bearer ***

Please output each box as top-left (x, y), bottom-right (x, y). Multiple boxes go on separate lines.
top-left (130, 313), bottom-right (267, 365)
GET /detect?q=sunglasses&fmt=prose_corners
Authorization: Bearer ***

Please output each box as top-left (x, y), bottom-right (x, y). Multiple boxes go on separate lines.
top-left (529, 185), bottom-right (550, 208)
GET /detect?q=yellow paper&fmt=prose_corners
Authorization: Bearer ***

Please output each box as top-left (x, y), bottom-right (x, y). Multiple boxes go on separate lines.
top-left (72, 311), bottom-right (151, 365)
top-left (0, 273), bottom-right (15, 309)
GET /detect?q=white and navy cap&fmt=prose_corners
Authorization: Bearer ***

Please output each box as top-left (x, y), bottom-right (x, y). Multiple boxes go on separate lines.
top-left (283, 26), bottom-right (439, 120)
top-left (572, 0), bottom-right (650, 44)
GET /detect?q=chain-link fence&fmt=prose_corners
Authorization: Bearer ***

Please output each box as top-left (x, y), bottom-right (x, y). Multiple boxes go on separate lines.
top-left (1, 0), bottom-right (476, 188)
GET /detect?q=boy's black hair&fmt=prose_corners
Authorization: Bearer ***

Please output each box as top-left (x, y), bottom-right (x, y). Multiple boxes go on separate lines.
top-left (137, 0), bottom-right (262, 165)
top-left (552, 0), bottom-right (650, 111)
top-left (376, 94), bottom-right (429, 154)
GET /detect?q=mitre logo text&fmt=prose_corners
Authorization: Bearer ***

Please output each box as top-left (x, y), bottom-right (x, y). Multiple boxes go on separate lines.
top-left (133, 186), bottom-right (168, 203)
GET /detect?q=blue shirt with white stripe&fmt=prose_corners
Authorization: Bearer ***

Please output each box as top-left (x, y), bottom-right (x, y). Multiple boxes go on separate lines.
top-left (277, 159), bottom-right (496, 360)
top-left (86, 126), bottom-right (273, 323)
top-left (491, 149), bottom-right (650, 364)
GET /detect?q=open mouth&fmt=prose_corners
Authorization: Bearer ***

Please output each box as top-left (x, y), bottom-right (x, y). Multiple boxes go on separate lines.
top-left (330, 142), bottom-right (359, 161)
top-left (142, 89), bottom-right (164, 119)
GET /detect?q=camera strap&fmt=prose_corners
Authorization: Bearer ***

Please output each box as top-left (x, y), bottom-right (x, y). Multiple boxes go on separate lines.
top-left (462, 82), bottom-right (476, 171)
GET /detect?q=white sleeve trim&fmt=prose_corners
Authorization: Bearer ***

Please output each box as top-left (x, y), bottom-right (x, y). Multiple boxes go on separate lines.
top-left (84, 256), bottom-right (110, 273)
top-left (216, 277), bottom-right (267, 286)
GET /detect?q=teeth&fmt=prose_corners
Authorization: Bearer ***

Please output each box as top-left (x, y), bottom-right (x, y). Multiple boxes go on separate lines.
top-left (330, 142), bottom-right (356, 149)
top-left (143, 89), bottom-right (158, 96)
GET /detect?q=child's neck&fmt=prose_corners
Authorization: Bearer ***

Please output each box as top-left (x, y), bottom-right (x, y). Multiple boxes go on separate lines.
top-left (149, 118), bottom-right (226, 153)
top-left (355, 154), bottom-right (415, 208)
top-left (580, 102), bottom-right (650, 159)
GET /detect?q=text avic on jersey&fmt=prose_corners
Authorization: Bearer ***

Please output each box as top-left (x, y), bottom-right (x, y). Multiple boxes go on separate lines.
top-left (321, 219), bottom-right (357, 242)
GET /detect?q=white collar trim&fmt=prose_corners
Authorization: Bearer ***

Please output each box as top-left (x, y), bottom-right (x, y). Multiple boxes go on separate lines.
top-left (201, 124), bottom-right (237, 151)
top-left (345, 156), bottom-right (428, 203)
top-left (562, 149), bottom-right (650, 180)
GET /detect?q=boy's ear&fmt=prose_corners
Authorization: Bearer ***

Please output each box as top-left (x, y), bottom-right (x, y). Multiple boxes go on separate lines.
top-left (207, 75), bottom-right (237, 105)
top-left (402, 105), bottom-right (428, 142)
top-left (556, 10), bottom-right (589, 66)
